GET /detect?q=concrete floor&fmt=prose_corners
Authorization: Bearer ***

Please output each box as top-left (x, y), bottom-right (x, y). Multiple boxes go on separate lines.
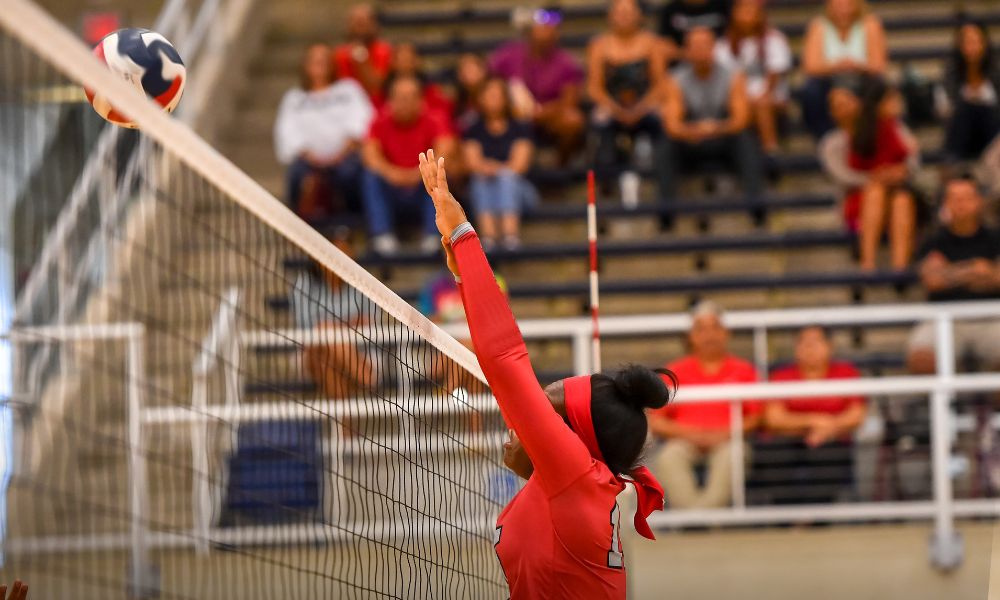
top-left (625, 522), bottom-right (997, 600)
top-left (3, 521), bottom-right (997, 599)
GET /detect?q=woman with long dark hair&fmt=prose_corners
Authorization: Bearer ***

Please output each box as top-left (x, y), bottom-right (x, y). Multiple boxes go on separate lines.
top-left (941, 19), bottom-right (1000, 162)
top-left (418, 150), bottom-right (674, 599)
top-left (849, 77), bottom-right (918, 271)
top-left (462, 77), bottom-right (536, 250)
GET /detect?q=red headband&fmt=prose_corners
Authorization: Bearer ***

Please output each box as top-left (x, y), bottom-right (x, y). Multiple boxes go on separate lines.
top-left (563, 375), bottom-right (664, 540)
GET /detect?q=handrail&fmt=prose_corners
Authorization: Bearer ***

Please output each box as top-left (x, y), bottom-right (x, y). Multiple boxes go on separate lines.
top-left (234, 300), bottom-right (1000, 570)
top-left (190, 286), bottom-right (240, 555)
top-left (7, 305), bottom-right (998, 570)
top-left (139, 374), bottom-right (1000, 423)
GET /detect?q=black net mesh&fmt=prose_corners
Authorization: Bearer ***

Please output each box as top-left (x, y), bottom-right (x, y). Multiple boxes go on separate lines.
top-left (1, 17), bottom-right (508, 600)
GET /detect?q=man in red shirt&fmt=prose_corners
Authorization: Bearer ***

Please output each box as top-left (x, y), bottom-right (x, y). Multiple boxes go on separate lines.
top-left (332, 3), bottom-right (393, 98)
top-left (362, 76), bottom-right (455, 254)
top-left (767, 326), bottom-right (867, 445)
top-left (649, 301), bottom-right (761, 509)
top-left (761, 326), bottom-right (867, 504)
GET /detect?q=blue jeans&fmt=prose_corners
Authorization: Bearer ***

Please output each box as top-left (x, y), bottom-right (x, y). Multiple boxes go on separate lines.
top-left (361, 169), bottom-right (437, 237)
top-left (285, 153), bottom-right (363, 215)
top-left (469, 169), bottom-right (532, 216)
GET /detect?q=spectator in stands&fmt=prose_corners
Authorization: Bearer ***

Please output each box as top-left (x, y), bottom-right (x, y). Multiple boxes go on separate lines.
top-left (819, 79), bottom-right (866, 228)
top-left (907, 175), bottom-right (1000, 374)
top-left (588, 0), bottom-right (666, 207)
top-left (658, 27), bottom-right (764, 215)
top-left (379, 41), bottom-right (454, 118)
top-left (420, 269), bottom-right (506, 395)
top-left (819, 79), bottom-right (921, 230)
top-left (275, 43), bottom-right (373, 220)
top-left (800, 0), bottom-right (887, 139)
top-left (333, 3), bottom-right (393, 99)
top-left (489, 7), bottom-right (586, 164)
top-left (939, 20), bottom-right (1000, 164)
top-left (463, 78), bottom-right (537, 251)
top-left (658, 0), bottom-right (731, 54)
top-left (767, 326), bottom-right (866, 446)
top-left (290, 227), bottom-right (375, 399)
top-left (847, 77), bottom-right (918, 271)
top-left (362, 75), bottom-right (455, 254)
top-left (649, 301), bottom-right (761, 509)
top-left (972, 132), bottom-right (1000, 198)
top-left (451, 53), bottom-right (489, 134)
top-left (714, 0), bottom-right (792, 157)
top-left (762, 326), bottom-right (866, 504)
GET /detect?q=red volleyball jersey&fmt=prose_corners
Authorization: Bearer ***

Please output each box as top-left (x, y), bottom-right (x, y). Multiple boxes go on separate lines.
top-left (453, 228), bottom-right (629, 599)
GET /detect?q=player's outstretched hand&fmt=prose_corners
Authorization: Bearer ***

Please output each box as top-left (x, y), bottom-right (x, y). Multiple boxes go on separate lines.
top-left (418, 150), bottom-right (467, 238)
top-left (1, 580), bottom-right (28, 600)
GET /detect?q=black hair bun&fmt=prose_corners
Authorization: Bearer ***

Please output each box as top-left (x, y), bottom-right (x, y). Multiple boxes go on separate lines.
top-left (613, 364), bottom-right (675, 411)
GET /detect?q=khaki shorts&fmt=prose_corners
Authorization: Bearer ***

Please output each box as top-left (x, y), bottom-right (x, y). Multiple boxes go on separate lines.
top-left (907, 318), bottom-right (1000, 366)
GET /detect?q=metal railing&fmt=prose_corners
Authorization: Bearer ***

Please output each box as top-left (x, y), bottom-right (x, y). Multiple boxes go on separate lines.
top-left (6, 323), bottom-right (149, 591)
top-left (189, 286), bottom-right (240, 555)
top-left (7, 301), bottom-right (1000, 572)
top-left (239, 300), bottom-right (1000, 569)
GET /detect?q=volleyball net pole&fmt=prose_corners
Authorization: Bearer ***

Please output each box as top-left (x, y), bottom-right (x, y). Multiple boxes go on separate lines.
top-left (587, 170), bottom-right (601, 374)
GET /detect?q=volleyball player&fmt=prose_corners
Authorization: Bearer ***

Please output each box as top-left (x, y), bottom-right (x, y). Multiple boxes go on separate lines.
top-left (418, 150), bottom-right (675, 598)
top-left (1, 580), bottom-right (27, 600)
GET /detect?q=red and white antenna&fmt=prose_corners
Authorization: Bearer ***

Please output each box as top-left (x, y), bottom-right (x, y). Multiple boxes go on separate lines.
top-left (587, 170), bottom-right (601, 373)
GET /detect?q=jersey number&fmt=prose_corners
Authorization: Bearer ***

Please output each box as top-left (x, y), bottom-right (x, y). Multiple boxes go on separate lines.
top-left (608, 502), bottom-right (623, 569)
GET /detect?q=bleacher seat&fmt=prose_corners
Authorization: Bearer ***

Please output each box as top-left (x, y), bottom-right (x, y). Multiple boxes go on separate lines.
top-left (222, 420), bottom-right (323, 525)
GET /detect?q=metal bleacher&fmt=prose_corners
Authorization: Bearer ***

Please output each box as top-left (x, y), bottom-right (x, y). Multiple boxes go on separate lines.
top-left (214, 0), bottom-right (992, 421)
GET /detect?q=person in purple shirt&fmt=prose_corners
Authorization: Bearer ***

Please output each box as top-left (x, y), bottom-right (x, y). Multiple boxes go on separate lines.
top-left (489, 7), bottom-right (585, 163)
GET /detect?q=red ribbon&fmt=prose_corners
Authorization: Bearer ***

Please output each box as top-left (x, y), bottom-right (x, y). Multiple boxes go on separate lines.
top-left (563, 376), bottom-right (664, 541)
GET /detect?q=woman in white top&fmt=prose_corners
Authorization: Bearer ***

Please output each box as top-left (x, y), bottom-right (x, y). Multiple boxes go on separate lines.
top-left (799, 0), bottom-right (887, 139)
top-left (274, 43), bottom-right (374, 219)
top-left (715, 0), bottom-right (791, 154)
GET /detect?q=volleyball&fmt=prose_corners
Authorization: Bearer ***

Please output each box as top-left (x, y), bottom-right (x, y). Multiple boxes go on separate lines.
top-left (85, 27), bottom-right (185, 128)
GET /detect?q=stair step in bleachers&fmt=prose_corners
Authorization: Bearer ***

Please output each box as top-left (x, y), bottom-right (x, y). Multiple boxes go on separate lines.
top-left (265, 270), bottom-right (915, 311)
top-left (284, 229), bottom-right (855, 269)
top-left (374, 0), bottom-right (971, 28)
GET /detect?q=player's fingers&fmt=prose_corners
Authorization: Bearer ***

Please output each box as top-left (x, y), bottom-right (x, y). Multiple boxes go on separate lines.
top-left (418, 152), bottom-right (433, 193)
top-left (426, 151), bottom-right (440, 190)
top-left (2, 584), bottom-right (9, 599)
top-left (436, 157), bottom-right (449, 194)
top-left (15, 582), bottom-right (26, 600)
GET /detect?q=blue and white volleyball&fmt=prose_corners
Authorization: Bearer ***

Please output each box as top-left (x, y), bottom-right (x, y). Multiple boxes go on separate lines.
top-left (86, 28), bottom-right (186, 128)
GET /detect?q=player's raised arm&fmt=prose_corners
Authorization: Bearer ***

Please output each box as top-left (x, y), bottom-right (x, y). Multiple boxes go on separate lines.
top-left (418, 151), bottom-right (593, 495)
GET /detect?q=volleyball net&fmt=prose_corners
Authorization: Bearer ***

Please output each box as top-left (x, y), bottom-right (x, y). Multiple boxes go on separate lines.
top-left (0, 1), bottom-right (509, 598)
